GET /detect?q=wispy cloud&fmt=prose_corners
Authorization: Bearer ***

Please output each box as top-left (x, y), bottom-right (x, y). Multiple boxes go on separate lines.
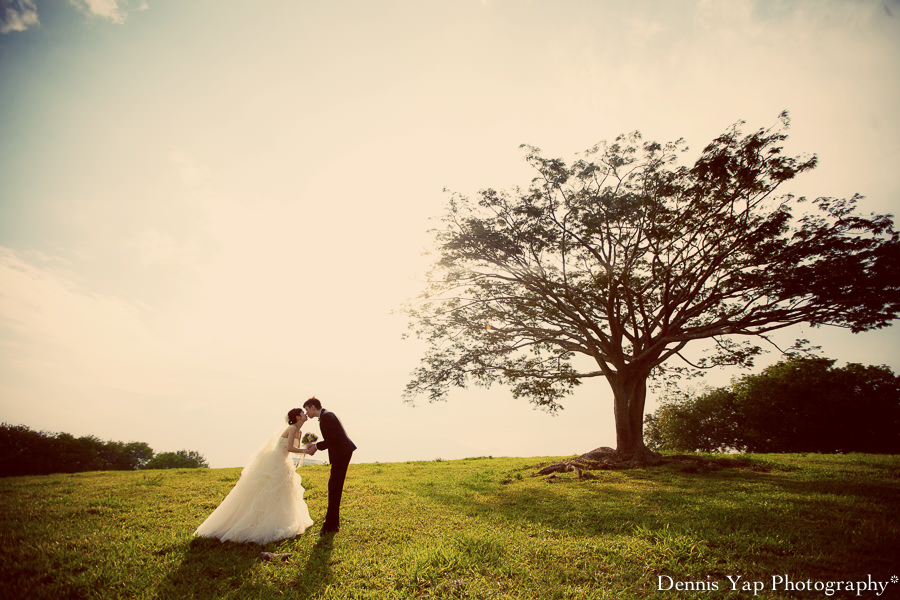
top-left (68, 0), bottom-right (143, 25)
top-left (0, 0), bottom-right (39, 34)
top-left (2, 0), bottom-right (150, 34)
top-left (127, 229), bottom-right (181, 267)
top-left (0, 247), bottom-right (150, 355)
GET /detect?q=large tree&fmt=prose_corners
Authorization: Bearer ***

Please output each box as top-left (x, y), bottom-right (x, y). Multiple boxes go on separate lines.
top-left (404, 113), bottom-right (900, 462)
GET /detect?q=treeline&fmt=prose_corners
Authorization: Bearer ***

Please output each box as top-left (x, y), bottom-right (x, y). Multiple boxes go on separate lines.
top-left (0, 423), bottom-right (208, 477)
top-left (644, 357), bottom-right (900, 454)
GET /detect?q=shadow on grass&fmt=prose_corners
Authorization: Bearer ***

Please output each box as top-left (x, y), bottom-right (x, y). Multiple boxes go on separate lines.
top-left (413, 461), bottom-right (900, 578)
top-left (292, 534), bottom-right (336, 599)
top-left (152, 537), bottom-right (259, 599)
top-left (152, 534), bottom-right (336, 599)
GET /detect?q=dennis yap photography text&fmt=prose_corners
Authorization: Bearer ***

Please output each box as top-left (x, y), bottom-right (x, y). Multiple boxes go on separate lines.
top-left (657, 574), bottom-right (897, 597)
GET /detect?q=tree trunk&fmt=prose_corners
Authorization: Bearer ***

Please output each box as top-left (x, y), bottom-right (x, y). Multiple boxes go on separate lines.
top-left (609, 369), bottom-right (656, 463)
top-left (533, 367), bottom-right (661, 478)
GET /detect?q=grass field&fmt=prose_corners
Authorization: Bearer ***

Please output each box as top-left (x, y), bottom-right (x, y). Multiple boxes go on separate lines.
top-left (1, 453), bottom-right (898, 599)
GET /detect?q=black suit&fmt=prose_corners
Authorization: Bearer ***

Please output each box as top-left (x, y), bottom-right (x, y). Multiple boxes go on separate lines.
top-left (314, 409), bottom-right (356, 531)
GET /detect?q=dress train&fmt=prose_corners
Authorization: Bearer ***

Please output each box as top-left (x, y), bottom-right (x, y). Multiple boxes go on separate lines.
top-left (194, 433), bottom-right (314, 544)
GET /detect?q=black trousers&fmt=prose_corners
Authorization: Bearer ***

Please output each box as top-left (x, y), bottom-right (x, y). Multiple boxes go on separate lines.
top-left (323, 454), bottom-right (351, 530)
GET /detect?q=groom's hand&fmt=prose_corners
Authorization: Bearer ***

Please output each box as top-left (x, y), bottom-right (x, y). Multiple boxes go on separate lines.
top-left (305, 443), bottom-right (317, 455)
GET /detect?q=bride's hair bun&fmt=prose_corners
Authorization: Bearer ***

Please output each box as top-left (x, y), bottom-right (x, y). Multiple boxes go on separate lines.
top-left (287, 408), bottom-right (304, 425)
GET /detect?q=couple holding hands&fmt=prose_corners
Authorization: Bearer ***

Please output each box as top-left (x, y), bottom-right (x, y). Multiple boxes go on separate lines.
top-left (194, 397), bottom-right (356, 544)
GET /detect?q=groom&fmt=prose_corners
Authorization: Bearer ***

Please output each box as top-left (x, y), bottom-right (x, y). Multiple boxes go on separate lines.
top-left (303, 396), bottom-right (357, 534)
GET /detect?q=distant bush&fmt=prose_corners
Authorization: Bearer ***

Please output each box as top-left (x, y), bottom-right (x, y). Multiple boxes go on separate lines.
top-left (0, 423), bottom-right (206, 476)
top-left (144, 450), bottom-right (208, 470)
top-left (644, 357), bottom-right (900, 454)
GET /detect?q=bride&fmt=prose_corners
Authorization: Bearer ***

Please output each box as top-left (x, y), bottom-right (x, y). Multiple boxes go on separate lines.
top-left (194, 408), bottom-right (315, 544)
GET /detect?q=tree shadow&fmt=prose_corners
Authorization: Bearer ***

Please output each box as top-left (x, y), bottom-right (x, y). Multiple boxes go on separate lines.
top-left (414, 468), bottom-right (673, 538)
top-left (413, 461), bottom-right (900, 577)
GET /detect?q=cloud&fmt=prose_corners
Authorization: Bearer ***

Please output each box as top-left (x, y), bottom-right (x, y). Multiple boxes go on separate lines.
top-left (0, 0), bottom-right (39, 34)
top-left (0, 246), bottom-right (241, 459)
top-left (127, 228), bottom-right (181, 267)
top-left (0, 247), bottom-right (154, 372)
top-left (1, 0), bottom-right (149, 32)
top-left (67, 0), bottom-right (137, 24)
top-left (0, 246), bottom-right (213, 437)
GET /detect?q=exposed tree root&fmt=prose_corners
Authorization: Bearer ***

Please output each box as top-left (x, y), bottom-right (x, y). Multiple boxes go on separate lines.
top-left (535, 447), bottom-right (770, 481)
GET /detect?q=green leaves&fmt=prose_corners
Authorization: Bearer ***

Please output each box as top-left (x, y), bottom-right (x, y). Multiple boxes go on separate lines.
top-left (645, 357), bottom-right (900, 453)
top-left (405, 112), bottom-right (900, 443)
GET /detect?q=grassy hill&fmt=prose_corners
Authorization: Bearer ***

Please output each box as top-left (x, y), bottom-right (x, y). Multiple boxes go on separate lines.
top-left (1, 453), bottom-right (898, 599)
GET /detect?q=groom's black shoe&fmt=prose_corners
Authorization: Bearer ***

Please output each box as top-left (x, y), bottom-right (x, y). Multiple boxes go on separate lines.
top-left (318, 526), bottom-right (339, 536)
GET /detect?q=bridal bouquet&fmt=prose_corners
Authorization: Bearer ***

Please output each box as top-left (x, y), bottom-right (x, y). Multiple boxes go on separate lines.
top-left (297, 432), bottom-right (318, 467)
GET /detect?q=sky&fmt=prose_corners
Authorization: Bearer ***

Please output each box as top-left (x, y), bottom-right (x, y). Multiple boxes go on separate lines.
top-left (1, 0), bottom-right (899, 468)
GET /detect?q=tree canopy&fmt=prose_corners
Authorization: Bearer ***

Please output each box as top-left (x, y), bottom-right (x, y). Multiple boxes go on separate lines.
top-left (144, 450), bottom-right (209, 470)
top-left (404, 113), bottom-right (900, 461)
top-left (0, 423), bottom-right (205, 476)
top-left (644, 357), bottom-right (900, 454)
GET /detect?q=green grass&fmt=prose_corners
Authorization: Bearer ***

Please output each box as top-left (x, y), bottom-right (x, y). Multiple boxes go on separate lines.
top-left (1, 453), bottom-right (899, 599)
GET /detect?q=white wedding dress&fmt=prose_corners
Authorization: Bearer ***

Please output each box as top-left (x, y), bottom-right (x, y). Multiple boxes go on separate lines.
top-left (194, 434), bottom-right (314, 544)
